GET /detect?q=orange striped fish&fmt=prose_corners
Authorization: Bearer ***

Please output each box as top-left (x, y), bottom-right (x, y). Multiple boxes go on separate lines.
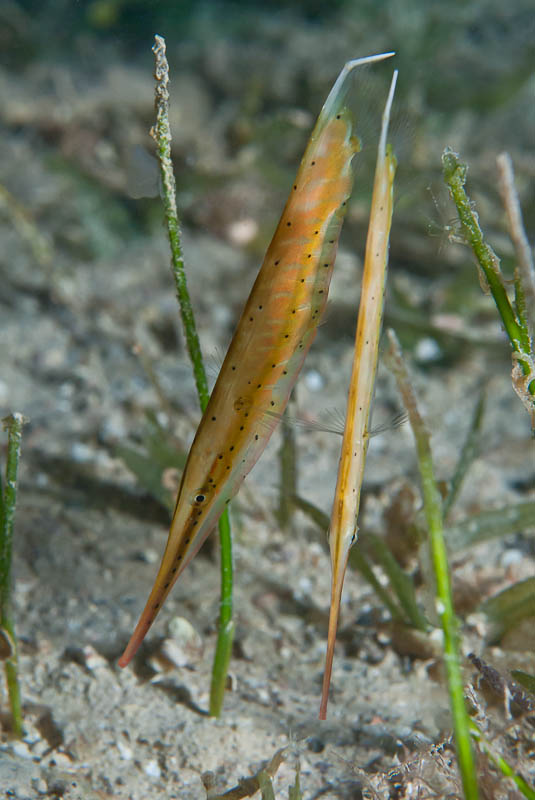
top-left (319, 70), bottom-right (398, 718)
top-left (119, 52), bottom-right (395, 668)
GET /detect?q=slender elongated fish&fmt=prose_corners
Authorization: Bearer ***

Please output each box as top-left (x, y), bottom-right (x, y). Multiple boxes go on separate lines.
top-left (319, 70), bottom-right (398, 719)
top-left (119, 52), bottom-right (395, 668)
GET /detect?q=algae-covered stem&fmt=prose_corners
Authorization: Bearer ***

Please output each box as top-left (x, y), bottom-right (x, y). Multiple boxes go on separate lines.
top-left (150, 34), bottom-right (234, 716)
top-left (386, 330), bottom-right (479, 800)
top-left (496, 152), bottom-right (535, 339)
top-left (442, 149), bottom-right (535, 428)
top-left (1, 412), bottom-right (28, 738)
top-left (151, 35), bottom-right (209, 410)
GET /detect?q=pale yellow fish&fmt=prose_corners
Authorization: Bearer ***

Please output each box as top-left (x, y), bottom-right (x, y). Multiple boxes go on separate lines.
top-left (319, 70), bottom-right (398, 720)
top-left (119, 53), bottom-right (395, 668)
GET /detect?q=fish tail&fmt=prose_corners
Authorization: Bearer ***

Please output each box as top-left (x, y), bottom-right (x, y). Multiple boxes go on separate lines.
top-left (378, 69), bottom-right (398, 161)
top-left (317, 52), bottom-right (395, 133)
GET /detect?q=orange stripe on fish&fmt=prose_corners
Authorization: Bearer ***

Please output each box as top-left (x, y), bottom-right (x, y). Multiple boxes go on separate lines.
top-left (119, 53), bottom-right (395, 669)
top-left (319, 70), bottom-right (398, 719)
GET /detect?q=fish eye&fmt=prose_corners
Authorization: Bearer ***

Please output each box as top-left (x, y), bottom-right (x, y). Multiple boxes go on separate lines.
top-left (195, 494), bottom-right (206, 503)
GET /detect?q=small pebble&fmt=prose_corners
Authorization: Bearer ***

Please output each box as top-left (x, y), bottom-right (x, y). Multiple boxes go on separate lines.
top-left (116, 739), bottom-right (133, 761)
top-left (227, 218), bottom-right (258, 246)
top-left (150, 616), bottom-right (204, 671)
top-left (144, 758), bottom-right (161, 778)
top-left (22, 722), bottom-right (42, 746)
top-left (12, 740), bottom-right (32, 759)
top-left (32, 739), bottom-right (50, 759)
top-left (49, 752), bottom-right (73, 768)
top-left (82, 644), bottom-right (108, 671)
top-left (139, 548), bottom-right (159, 564)
top-left (415, 337), bottom-right (441, 362)
top-left (304, 369), bottom-right (324, 391)
top-left (32, 777), bottom-right (48, 795)
top-left (168, 615), bottom-right (203, 650)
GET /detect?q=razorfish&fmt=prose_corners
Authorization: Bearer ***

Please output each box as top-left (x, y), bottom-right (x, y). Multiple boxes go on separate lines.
top-left (119, 52), bottom-right (395, 668)
top-left (319, 70), bottom-right (398, 719)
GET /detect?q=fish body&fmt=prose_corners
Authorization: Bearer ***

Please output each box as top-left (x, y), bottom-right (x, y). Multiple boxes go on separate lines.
top-left (119, 53), bottom-right (394, 668)
top-left (319, 71), bottom-right (398, 719)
